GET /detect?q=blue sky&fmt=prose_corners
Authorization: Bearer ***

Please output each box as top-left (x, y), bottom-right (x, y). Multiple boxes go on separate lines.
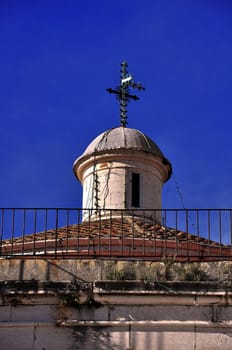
top-left (1, 0), bottom-right (232, 209)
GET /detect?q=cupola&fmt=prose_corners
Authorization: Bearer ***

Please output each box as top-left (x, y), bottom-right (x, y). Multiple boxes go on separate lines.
top-left (73, 61), bottom-right (172, 222)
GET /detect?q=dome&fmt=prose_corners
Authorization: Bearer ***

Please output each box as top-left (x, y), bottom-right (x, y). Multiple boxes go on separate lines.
top-left (82, 127), bottom-right (163, 157)
top-left (75, 126), bottom-right (172, 180)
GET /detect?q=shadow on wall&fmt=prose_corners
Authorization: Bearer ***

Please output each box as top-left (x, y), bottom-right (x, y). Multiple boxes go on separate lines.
top-left (17, 259), bottom-right (88, 283)
top-left (70, 327), bottom-right (165, 350)
top-left (45, 260), bottom-right (88, 283)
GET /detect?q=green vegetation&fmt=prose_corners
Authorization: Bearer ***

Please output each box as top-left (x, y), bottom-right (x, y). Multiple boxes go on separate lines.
top-left (59, 293), bottom-right (80, 307)
top-left (105, 260), bottom-right (209, 282)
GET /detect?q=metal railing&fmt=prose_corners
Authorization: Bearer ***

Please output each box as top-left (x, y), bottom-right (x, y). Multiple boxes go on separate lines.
top-left (0, 208), bottom-right (232, 261)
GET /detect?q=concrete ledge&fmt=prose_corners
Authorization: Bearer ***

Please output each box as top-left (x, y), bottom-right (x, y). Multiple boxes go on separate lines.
top-left (1, 280), bottom-right (232, 307)
top-left (0, 322), bottom-right (55, 327)
top-left (58, 320), bottom-right (232, 330)
top-left (8, 320), bottom-right (232, 330)
top-left (94, 280), bottom-right (232, 293)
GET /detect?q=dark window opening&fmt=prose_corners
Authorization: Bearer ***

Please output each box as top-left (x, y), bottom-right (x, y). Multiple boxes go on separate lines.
top-left (132, 173), bottom-right (140, 207)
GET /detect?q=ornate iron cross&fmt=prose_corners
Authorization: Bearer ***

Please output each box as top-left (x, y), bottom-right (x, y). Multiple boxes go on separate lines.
top-left (107, 61), bottom-right (145, 127)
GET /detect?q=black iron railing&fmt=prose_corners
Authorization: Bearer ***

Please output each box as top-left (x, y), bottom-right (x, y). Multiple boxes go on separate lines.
top-left (0, 208), bottom-right (232, 261)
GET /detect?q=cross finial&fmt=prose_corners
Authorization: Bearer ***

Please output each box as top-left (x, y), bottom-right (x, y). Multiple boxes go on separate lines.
top-left (107, 61), bottom-right (145, 127)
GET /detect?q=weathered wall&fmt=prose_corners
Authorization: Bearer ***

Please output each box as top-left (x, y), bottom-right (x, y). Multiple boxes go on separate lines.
top-left (0, 258), bottom-right (232, 282)
top-left (1, 288), bottom-right (232, 350)
top-left (1, 259), bottom-right (232, 349)
top-left (1, 321), bottom-right (232, 350)
top-left (78, 151), bottom-right (166, 222)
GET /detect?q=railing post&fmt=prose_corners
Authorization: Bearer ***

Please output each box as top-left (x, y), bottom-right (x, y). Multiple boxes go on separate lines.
top-left (109, 209), bottom-right (112, 258)
top-left (207, 210), bottom-right (211, 257)
top-left (196, 209), bottom-right (200, 258)
top-left (175, 209), bottom-right (178, 258)
top-left (152, 210), bottom-right (156, 258)
top-left (142, 210), bottom-right (145, 257)
top-left (0, 209), bottom-right (4, 256)
top-left (54, 208), bottom-right (58, 258)
top-left (186, 209), bottom-right (189, 259)
top-left (77, 209), bottom-right (80, 255)
top-left (131, 209), bottom-right (135, 257)
top-left (219, 210), bottom-right (222, 256)
top-left (65, 209), bottom-right (69, 254)
top-left (22, 209), bottom-right (26, 256)
top-left (121, 209), bottom-right (124, 256)
top-left (44, 208), bottom-right (48, 256)
top-left (230, 209), bottom-right (232, 257)
top-left (98, 210), bottom-right (101, 256)
top-left (11, 209), bottom-right (15, 256)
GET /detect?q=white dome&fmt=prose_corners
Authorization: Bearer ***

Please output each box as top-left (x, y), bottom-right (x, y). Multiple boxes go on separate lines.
top-left (75, 127), bottom-right (172, 180)
top-left (83, 127), bottom-right (162, 155)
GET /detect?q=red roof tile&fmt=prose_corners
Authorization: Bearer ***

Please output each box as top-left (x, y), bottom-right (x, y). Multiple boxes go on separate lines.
top-left (1, 217), bottom-right (230, 260)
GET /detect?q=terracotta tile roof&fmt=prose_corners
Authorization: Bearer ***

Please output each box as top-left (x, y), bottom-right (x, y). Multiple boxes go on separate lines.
top-left (2, 217), bottom-right (230, 260)
top-left (1, 217), bottom-right (216, 243)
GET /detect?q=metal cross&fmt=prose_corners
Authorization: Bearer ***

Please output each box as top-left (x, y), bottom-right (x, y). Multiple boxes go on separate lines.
top-left (107, 61), bottom-right (145, 127)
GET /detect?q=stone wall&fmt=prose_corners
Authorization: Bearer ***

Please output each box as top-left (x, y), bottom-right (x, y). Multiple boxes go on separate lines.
top-left (0, 258), bottom-right (232, 282)
top-left (1, 258), bottom-right (232, 349)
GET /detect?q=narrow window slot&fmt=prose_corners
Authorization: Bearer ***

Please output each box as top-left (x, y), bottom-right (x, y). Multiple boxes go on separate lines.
top-left (132, 173), bottom-right (140, 207)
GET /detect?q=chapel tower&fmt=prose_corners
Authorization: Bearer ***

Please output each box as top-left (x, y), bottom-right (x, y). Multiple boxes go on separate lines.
top-left (73, 62), bottom-right (172, 222)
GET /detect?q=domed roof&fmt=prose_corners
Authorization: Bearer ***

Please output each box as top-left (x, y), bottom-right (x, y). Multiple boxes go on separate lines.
top-left (75, 127), bottom-right (172, 180)
top-left (82, 126), bottom-right (163, 157)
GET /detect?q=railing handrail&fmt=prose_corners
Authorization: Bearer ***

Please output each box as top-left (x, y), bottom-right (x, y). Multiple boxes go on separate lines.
top-left (0, 208), bottom-right (232, 261)
top-left (1, 208), bottom-right (232, 210)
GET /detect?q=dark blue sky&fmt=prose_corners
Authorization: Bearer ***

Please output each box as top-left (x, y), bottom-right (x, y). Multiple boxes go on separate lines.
top-left (1, 0), bottom-right (232, 209)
